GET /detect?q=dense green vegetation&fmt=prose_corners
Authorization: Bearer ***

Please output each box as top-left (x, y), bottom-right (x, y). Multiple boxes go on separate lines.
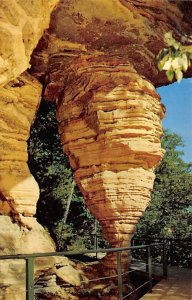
top-left (134, 130), bottom-right (192, 267)
top-left (28, 101), bottom-right (191, 267)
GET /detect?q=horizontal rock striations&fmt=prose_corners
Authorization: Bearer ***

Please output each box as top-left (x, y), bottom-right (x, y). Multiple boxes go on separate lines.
top-left (0, 0), bottom-right (59, 262)
top-left (31, 0), bottom-right (192, 88)
top-left (0, 0), bottom-right (192, 298)
top-left (0, 73), bottom-right (41, 219)
top-left (0, 73), bottom-right (55, 254)
top-left (56, 60), bottom-right (165, 268)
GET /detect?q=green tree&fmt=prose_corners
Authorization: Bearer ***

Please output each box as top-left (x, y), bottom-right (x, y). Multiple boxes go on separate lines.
top-left (28, 100), bottom-right (74, 226)
top-left (135, 130), bottom-right (192, 267)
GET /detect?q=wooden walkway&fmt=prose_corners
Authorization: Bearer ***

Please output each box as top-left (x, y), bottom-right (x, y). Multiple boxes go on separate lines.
top-left (141, 266), bottom-right (192, 300)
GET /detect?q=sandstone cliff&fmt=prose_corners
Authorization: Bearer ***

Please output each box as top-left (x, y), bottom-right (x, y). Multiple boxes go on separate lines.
top-left (0, 0), bottom-right (191, 299)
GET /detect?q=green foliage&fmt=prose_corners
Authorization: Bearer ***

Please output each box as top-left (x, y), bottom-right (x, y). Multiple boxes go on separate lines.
top-left (28, 100), bottom-right (105, 250)
top-left (28, 100), bottom-right (74, 225)
top-left (135, 130), bottom-right (192, 267)
top-left (157, 32), bottom-right (192, 82)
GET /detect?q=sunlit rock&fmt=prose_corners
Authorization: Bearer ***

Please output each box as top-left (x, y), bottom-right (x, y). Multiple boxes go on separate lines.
top-left (56, 62), bottom-right (165, 270)
top-left (0, 0), bottom-right (192, 298)
top-left (0, 0), bottom-right (58, 86)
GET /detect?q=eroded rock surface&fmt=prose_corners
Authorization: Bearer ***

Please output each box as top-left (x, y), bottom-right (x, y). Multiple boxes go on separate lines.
top-left (0, 0), bottom-right (192, 299)
top-left (0, 73), bottom-right (41, 220)
top-left (0, 0), bottom-right (58, 251)
top-left (56, 61), bottom-right (165, 270)
top-left (0, 2), bottom-right (58, 298)
top-left (31, 0), bottom-right (192, 89)
top-left (0, 0), bottom-right (58, 86)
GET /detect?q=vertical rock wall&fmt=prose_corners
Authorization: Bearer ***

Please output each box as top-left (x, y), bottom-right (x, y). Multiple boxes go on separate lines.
top-left (0, 73), bottom-right (40, 219)
top-left (0, 73), bottom-right (55, 253)
top-left (0, 0), bottom-right (58, 254)
top-left (0, 2), bottom-right (59, 298)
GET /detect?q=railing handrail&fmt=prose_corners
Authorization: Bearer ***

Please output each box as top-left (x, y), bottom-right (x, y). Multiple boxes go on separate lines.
top-left (133, 237), bottom-right (191, 241)
top-left (0, 242), bottom-right (164, 260)
top-left (0, 242), bottom-right (167, 300)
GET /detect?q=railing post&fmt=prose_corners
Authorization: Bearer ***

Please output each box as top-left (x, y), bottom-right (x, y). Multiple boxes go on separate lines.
top-left (147, 246), bottom-right (152, 293)
top-left (145, 240), bottom-right (151, 272)
top-left (117, 251), bottom-right (123, 300)
top-left (26, 257), bottom-right (34, 300)
top-left (146, 248), bottom-right (149, 273)
top-left (162, 243), bottom-right (168, 279)
top-left (94, 235), bottom-right (98, 259)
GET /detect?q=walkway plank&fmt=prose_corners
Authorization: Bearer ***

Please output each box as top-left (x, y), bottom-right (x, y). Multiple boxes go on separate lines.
top-left (141, 266), bottom-right (192, 300)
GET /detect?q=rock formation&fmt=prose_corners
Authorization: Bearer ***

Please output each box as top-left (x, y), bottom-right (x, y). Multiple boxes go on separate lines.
top-left (0, 0), bottom-right (59, 253)
top-left (56, 61), bottom-right (165, 270)
top-left (30, 0), bottom-right (191, 269)
top-left (0, 1), bottom-right (58, 299)
top-left (0, 0), bottom-right (192, 299)
top-left (0, 78), bottom-right (57, 293)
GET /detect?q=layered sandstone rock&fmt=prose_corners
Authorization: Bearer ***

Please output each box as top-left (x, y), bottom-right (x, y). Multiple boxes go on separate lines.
top-left (0, 72), bottom-right (56, 300)
top-left (29, 0), bottom-right (191, 274)
top-left (56, 60), bottom-right (165, 270)
top-left (31, 0), bottom-right (192, 88)
top-left (0, 3), bottom-right (58, 298)
top-left (0, 0), bottom-right (58, 86)
top-left (0, 72), bottom-right (53, 252)
top-left (0, 73), bottom-right (41, 220)
top-left (0, 0), bottom-right (59, 251)
top-left (0, 0), bottom-right (192, 299)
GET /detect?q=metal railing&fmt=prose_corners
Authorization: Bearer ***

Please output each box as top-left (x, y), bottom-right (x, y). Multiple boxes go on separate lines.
top-left (0, 242), bottom-right (167, 300)
top-left (132, 237), bottom-right (192, 269)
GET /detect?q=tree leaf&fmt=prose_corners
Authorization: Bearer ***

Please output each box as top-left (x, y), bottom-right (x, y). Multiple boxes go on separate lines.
top-left (162, 58), bottom-right (173, 70)
top-left (175, 69), bottom-right (183, 82)
top-left (171, 57), bottom-right (183, 69)
top-left (181, 53), bottom-right (188, 72)
top-left (164, 31), bottom-right (174, 46)
top-left (166, 70), bottom-right (174, 82)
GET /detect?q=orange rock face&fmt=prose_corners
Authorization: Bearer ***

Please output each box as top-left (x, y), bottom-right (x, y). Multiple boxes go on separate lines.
top-left (0, 0), bottom-right (192, 298)
top-left (56, 60), bottom-right (165, 269)
top-left (0, 0), bottom-right (58, 86)
top-left (0, 74), bottom-right (41, 218)
top-left (0, 0), bottom-right (58, 254)
top-left (0, 73), bottom-right (56, 255)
